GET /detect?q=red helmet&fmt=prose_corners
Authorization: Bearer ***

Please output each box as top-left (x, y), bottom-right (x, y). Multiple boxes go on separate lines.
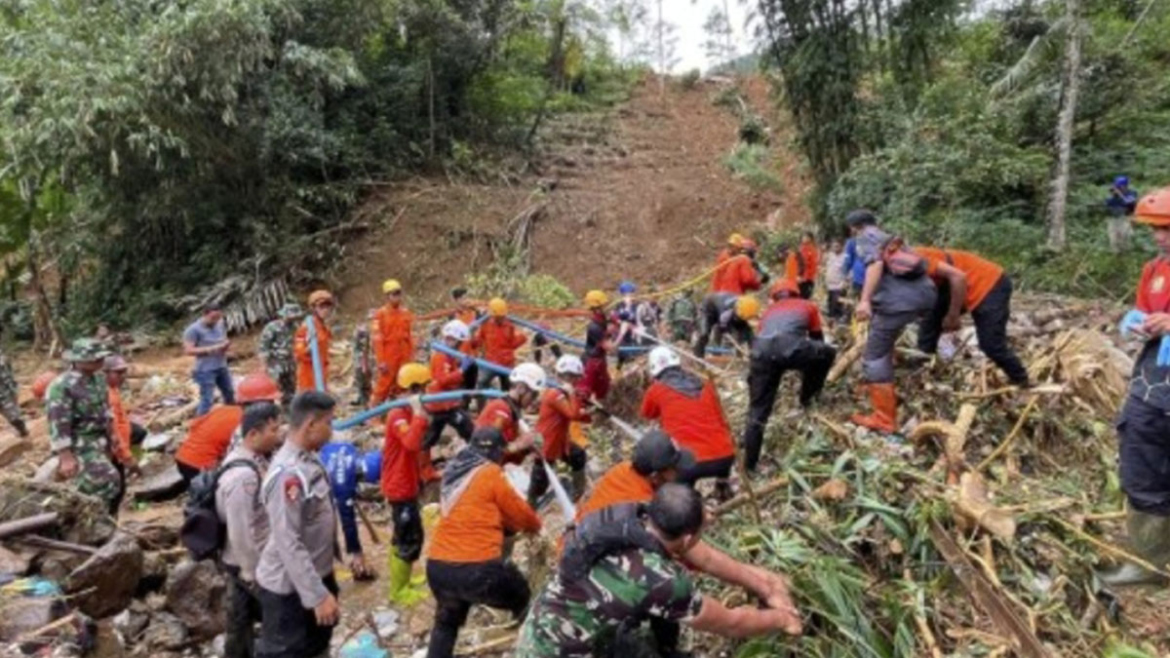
top-left (32, 370), bottom-right (58, 401)
top-left (769, 278), bottom-right (800, 299)
top-left (236, 372), bottom-right (281, 404)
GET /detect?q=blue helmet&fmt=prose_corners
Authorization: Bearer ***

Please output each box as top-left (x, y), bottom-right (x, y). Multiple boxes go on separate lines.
top-left (360, 450), bottom-right (382, 483)
top-left (618, 281), bottom-right (636, 295)
top-left (1115, 175), bottom-right (1130, 188)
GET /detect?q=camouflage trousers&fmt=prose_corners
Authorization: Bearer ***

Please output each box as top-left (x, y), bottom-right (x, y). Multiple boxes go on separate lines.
top-left (0, 359), bottom-right (22, 426)
top-left (267, 363), bottom-right (296, 407)
top-left (75, 447), bottom-right (123, 514)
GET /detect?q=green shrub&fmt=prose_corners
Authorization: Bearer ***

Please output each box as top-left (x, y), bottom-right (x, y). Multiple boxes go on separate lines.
top-left (739, 114), bottom-right (769, 145)
top-left (724, 144), bottom-right (784, 194)
top-left (679, 68), bottom-right (702, 90)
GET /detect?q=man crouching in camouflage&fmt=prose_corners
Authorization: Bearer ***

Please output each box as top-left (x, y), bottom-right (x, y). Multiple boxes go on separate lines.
top-left (516, 485), bottom-right (802, 658)
top-left (46, 339), bottom-right (121, 515)
top-left (0, 347), bottom-right (28, 437)
top-left (259, 303), bottom-right (304, 407)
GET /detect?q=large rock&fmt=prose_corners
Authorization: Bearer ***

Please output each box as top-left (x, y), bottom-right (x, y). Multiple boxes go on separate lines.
top-left (113, 601), bottom-right (151, 642)
top-left (164, 560), bottom-right (225, 640)
top-left (0, 477), bottom-right (116, 546)
top-left (65, 533), bottom-right (144, 618)
top-left (136, 551), bottom-right (170, 596)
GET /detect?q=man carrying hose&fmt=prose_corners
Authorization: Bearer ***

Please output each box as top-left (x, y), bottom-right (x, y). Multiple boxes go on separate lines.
top-left (294, 290), bottom-right (336, 392)
top-left (424, 320), bottom-right (476, 448)
top-left (528, 355), bottom-right (593, 507)
top-left (474, 298), bottom-right (527, 390)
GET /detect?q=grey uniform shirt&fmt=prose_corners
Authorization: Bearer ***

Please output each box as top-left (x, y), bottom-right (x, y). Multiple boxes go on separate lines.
top-left (255, 441), bottom-right (337, 608)
top-left (215, 446), bottom-right (270, 581)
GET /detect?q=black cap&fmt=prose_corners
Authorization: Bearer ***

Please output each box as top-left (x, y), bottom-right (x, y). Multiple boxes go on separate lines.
top-left (632, 429), bottom-right (696, 475)
top-left (845, 209), bottom-right (876, 228)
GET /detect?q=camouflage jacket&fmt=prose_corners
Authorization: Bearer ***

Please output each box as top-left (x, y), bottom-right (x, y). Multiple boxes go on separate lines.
top-left (0, 350), bottom-right (16, 397)
top-left (259, 319), bottom-right (296, 371)
top-left (46, 370), bottom-right (111, 454)
top-left (515, 548), bottom-right (703, 658)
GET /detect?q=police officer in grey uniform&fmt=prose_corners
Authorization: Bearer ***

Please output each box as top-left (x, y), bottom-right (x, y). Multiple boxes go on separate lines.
top-left (255, 391), bottom-right (340, 658)
top-left (217, 402), bottom-right (283, 658)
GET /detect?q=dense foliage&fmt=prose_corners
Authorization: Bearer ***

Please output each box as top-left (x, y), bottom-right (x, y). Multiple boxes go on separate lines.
top-left (755, 0), bottom-right (1170, 297)
top-left (0, 0), bottom-right (640, 337)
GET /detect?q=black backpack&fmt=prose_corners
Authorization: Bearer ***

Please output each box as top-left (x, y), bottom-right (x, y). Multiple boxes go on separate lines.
top-left (180, 459), bottom-right (260, 561)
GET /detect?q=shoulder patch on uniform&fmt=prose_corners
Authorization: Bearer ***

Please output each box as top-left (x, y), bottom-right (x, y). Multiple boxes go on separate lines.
top-left (283, 474), bottom-right (303, 502)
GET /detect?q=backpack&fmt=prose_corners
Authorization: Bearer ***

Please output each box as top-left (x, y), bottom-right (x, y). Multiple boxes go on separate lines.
top-left (180, 459), bottom-right (260, 561)
top-left (881, 235), bottom-right (927, 280)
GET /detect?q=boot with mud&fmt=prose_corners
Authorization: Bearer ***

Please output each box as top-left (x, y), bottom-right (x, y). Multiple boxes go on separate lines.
top-left (1098, 509), bottom-right (1170, 588)
top-left (387, 553), bottom-right (428, 606)
top-left (850, 383), bottom-right (898, 434)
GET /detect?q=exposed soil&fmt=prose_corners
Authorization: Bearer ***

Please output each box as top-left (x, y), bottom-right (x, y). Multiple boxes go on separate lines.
top-left (333, 75), bottom-right (812, 319)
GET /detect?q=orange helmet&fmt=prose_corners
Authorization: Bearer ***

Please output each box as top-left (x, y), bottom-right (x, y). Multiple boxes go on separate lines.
top-left (770, 278), bottom-right (800, 299)
top-left (32, 370), bottom-right (58, 401)
top-left (1135, 187), bottom-right (1170, 227)
top-left (735, 295), bottom-right (761, 320)
top-left (237, 372), bottom-right (282, 404)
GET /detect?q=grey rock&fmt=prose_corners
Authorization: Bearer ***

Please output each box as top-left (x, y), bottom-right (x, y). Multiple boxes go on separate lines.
top-left (164, 560), bottom-right (226, 640)
top-left (129, 466), bottom-right (187, 503)
top-left (65, 532), bottom-right (144, 618)
top-left (0, 595), bottom-right (66, 642)
top-left (113, 601), bottom-right (151, 642)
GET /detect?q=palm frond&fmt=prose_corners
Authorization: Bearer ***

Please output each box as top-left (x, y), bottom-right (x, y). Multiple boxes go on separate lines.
top-left (990, 15), bottom-right (1075, 99)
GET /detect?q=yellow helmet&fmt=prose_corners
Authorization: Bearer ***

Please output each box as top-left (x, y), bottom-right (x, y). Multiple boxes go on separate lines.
top-left (728, 233), bottom-right (746, 248)
top-left (397, 363), bottom-right (431, 390)
top-left (382, 279), bottom-right (403, 294)
top-left (584, 290), bottom-right (609, 309)
top-left (735, 295), bottom-right (761, 321)
top-left (488, 297), bottom-right (508, 317)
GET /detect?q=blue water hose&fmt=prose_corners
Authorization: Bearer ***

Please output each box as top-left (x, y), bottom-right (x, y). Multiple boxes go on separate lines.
top-left (306, 316), bottom-right (326, 392)
top-left (333, 389), bottom-right (507, 431)
top-left (504, 314), bottom-right (731, 356)
top-left (430, 341), bottom-right (512, 377)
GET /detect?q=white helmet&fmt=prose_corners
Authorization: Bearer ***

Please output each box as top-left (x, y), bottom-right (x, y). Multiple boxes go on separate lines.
top-left (511, 362), bottom-right (547, 393)
top-left (554, 355), bottom-right (584, 376)
top-left (648, 346), bottom-right (681, 378)
top-left (442, 320), bottom-right (470, 342)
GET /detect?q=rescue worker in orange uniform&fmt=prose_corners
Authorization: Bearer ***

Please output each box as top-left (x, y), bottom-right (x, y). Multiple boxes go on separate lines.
top-left (424, 320), bottom-right (477, 449)
top-left (848, 209), bottom-right (937, 434)
top-left (697, 234), bottom-right (761, 357)
top-left (175, 373), bottom-right (283, 485)
top-left (425, 427), bottom-right (542, 658)
top-left (527, 355), bottom-right (592, 508)
top-left (474, 363), bottom-right (546, 462)
top-left (372, 280), bottom-right (415, 405)
top-left (575, 429), bottom-right (692, 521)
top-left (294, 290), bottom-right (336, 392)
top-left (641, 347), bottom-right (736, 488)
top-left (743, 279), bottom-right (837, 472)
top-left (381, 363), bottom-right (433, 606)
top-left (104, 355), bottom-right (143, 510)
top-left (474, 298), bottom-right (527, 390)
top-left (798, 232), bottom-right (820, 299)
top-left (578, 290), bottom-right (614, 404)
top-left (1099, 187), bottom-right (1170, 587)
top-left (913, 247), bottom-right (1030, 387)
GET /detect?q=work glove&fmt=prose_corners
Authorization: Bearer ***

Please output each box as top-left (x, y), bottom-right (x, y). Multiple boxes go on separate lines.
top-left (1159, 335), bottom-right (1170, 367)
top-left (1120, 309), bottom-right (1148, 339)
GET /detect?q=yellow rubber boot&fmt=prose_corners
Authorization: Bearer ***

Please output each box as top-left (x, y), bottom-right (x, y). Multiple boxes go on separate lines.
top-left (387, 554), bottom-right (428, 607)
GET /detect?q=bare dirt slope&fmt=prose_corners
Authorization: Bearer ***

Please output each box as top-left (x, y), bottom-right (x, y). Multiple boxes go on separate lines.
top-left (335, 75), bottom-right (810, 315)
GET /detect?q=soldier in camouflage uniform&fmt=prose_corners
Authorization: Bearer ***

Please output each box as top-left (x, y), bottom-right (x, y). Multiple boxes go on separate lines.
top-left (46, 339), bottom-right (121, 514)
top-left (515, 485), bottom-right (802, 658)
top-left (258, 303), bottom-right (303, 407)
top-left (0, 348), bottom-right (28, 438)
top-left (350, 310), bottom-right (376, 407)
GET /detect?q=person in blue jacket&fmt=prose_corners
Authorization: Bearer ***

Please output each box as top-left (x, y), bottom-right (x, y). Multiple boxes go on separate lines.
top-left (320, 441), bottom-right (382, 580)
top-left (843, 237), bottom-right (868, 297)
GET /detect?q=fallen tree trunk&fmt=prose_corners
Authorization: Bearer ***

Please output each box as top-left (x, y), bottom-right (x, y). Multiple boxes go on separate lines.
top-left (0, 512), bottom-right (58, 540)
